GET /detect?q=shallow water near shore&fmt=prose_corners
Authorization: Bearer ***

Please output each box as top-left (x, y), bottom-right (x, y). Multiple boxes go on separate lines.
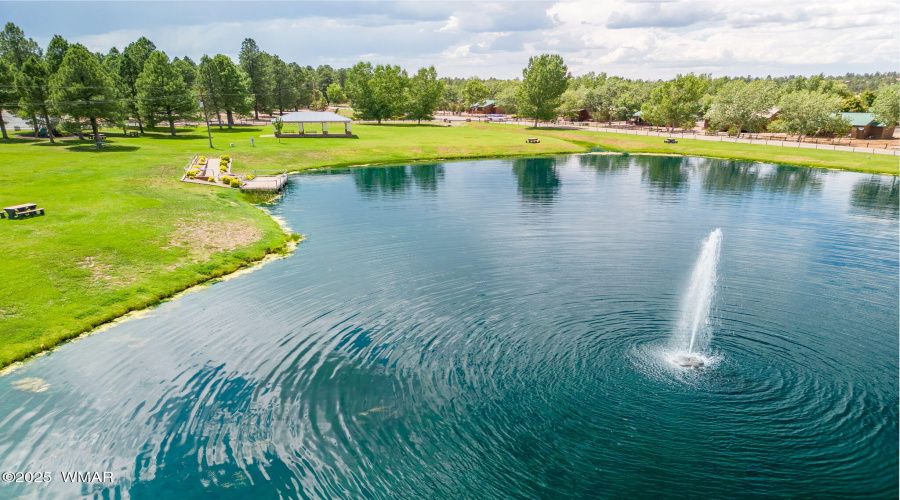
top-left (0, 155), bottom-right (897, 498)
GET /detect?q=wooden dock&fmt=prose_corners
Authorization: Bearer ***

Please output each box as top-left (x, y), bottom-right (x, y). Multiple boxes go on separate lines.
top-left (181, 155), bottom-right (288, 192)
top-left (241, 171), bottom-right (289, 191)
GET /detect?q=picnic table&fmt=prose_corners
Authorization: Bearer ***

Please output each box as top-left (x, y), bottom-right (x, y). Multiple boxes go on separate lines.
top-left (2, 203), bottom-right (45, 219)
top-left (526, 138), bottom-right (540, 143)
top-left (128, 131), bottom-right (139, 137)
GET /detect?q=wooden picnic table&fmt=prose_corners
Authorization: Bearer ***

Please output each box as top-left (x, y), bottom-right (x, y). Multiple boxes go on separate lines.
top-left (2, 203), bottom-right (44, 219)
top-left (526, 138), bottom-right (540, 143)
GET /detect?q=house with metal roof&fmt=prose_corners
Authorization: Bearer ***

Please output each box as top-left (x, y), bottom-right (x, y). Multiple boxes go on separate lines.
top-left (468, 100), bottom-right (506, 115)
top-left (839, 112), bottom-right (896, 139)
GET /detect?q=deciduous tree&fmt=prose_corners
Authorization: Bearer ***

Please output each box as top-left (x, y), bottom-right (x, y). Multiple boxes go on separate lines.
top-left (462, 78), bottom-right (489, 109)
top-left (768, 90), bottom-right (849, 141)
top-left (705, 79), bottom-right (778, 138)
top-left (641, 74), bottom-right (708, 131)
top-left (871, 84), bottom-right (899, 127)
top-left (407, 66), bottom-right (443, 124)
top-left (326, 82), bottom-right (345, 104)
top-left (345, 62), bottom-right (408, 124)
top-left (517, 54), bottom-right (569, 127)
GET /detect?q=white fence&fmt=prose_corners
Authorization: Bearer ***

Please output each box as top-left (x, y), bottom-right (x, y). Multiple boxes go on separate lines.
top-left (578, 125), bottom-right (900, 156)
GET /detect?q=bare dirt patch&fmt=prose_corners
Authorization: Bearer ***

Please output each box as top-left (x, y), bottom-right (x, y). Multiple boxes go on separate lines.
top-left (437, 147), bottom-right (471, 154)
top-left (77, 256), bottom-right (134, 286)
top-left (170, 217), bottom-right (262, 260)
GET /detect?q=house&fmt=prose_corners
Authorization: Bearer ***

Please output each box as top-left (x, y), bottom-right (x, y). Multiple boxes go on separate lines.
top-left (628, 110), bottom-right (647, 126)
top-left (840, 112), bottom-right (896, 140)
top-left (468, 100), bottom-right (506, 115)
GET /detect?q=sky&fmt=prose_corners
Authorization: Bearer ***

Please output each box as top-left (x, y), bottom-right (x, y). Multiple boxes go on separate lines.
top-left (3, 0), bottom-right (898, 79)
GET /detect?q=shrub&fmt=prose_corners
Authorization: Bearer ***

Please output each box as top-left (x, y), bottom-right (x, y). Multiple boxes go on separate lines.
top-left (220, 175), bottom-right (233, 184)
top-left (186, 169), bottom-right (200, 179)
top-left (198, 156), bottom-right (207, 165)
top-left (229, 178), bottom-right (243, 188)
top-left (727, 126), bottom-right (740, 137)
top-left (220, 155), bottom-right (230, 162)
top-left (219, 165), bottom-right (227, 173)
top-left (245, 174), bottom-right (255, 180)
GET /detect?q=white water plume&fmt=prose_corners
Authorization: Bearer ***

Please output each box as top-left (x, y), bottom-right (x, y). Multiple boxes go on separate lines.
top-left (671, 229), bottom-right (723, 366)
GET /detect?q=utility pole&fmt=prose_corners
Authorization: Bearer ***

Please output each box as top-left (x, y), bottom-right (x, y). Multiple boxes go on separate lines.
top-left (198, 85), bottom-right (213, 149)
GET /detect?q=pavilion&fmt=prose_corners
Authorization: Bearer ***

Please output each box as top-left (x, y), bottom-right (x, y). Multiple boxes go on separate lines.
top-left (272, 111), bottom-right (353, 137)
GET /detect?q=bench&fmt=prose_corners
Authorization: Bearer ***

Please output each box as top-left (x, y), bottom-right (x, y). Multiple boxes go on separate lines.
top-left (526, 138), bottom-right (540, 143)
top-left (15, 209), bottom-right (44, 218)
top-left (3, 203), bottom-right (44, 219)
top-left (128, 131), bottom-right (139, 137)
top-left (97, 141), bottom-right (110, 148)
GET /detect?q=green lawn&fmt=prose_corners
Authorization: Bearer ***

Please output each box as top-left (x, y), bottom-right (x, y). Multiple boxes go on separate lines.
top-left (0, 122), bottom-right (894, 368)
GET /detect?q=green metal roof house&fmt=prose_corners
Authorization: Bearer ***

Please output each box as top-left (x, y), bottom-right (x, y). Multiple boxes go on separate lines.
top-left (468, 100), bottom-right (505, 114)
top-left (839, 112), bottom-right (896, 139)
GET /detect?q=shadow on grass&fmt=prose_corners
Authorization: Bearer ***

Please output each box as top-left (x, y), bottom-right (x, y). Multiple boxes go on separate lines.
top-left (522, 126), bottom-right (582, 131)
top-left (64, 144), bottom-right (141, 153)
top-left (140, 132), bottom-right (208, 141)
top-left (365, 123), bottom-right (448, 128)
top-left (207, 126), bottom-right (266, 134)
top-left (272, 134), bottom-right (359, 140)
top-left (2, 137), bottom-right (45, 144)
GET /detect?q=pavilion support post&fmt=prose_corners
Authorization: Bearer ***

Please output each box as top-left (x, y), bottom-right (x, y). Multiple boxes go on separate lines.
top-left (300, 123), bottom-right (305, 136)
top-left (322, 123), bottom-right (328, 136)
top-left (345, 122), bottom-right (352, 136)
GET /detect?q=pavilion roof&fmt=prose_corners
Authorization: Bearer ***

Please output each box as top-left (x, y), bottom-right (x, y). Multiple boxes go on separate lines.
top-left (273, 111), bottom-right (352, 123)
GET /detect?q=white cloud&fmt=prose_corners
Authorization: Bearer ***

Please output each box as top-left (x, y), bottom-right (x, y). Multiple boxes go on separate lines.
top-left (42, 0), bottom-right (898, 79)
top-left (437, 15), bottom-right (460, 33)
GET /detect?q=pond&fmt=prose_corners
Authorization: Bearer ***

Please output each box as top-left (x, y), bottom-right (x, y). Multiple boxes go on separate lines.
top-left (1, 155), bottom-right (897, 498)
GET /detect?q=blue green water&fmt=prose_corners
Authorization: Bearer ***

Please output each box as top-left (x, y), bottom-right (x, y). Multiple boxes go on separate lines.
top-left (1, 155), bottom-right (897, 499)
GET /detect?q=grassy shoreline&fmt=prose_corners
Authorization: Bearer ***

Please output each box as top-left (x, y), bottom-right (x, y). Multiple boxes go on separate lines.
top-left (1, 122), bottom-right (895, 369)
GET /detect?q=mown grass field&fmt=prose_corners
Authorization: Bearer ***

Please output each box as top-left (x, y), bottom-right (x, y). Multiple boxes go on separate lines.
top-left (0, 122), bottom-right (895, 368)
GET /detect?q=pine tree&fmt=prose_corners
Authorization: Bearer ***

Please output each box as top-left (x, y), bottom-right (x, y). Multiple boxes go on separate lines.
top-left (136, 51), bottom-right (196, 136)
top-left (0, 22), bottom-right (41, 69)
top-left (44, 35), bottom-right (69, 75)
top-left (50, 45), bottom-right (118, 144)
top-left (18, 56), bottom-right (57, 140)
top-left (239, 39), bottom-right (272, 119)
top-left (199, 54), bottom-right (251, 128)
top-left (0, 59), bottom-right (18, 139)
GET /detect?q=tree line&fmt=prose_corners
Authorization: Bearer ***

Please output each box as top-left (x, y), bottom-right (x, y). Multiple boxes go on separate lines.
top-left (0, 23), bottom-right (352, 141)
top-left (0, 21), bottom-right (897, 144)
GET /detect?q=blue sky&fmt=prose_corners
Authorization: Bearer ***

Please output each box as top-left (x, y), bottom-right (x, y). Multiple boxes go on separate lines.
top-left (4, 0), bottom-right (897, 79)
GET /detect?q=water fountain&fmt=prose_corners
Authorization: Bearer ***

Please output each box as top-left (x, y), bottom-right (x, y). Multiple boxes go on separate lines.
top-left (671, 228), bottom-right (723, 369)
